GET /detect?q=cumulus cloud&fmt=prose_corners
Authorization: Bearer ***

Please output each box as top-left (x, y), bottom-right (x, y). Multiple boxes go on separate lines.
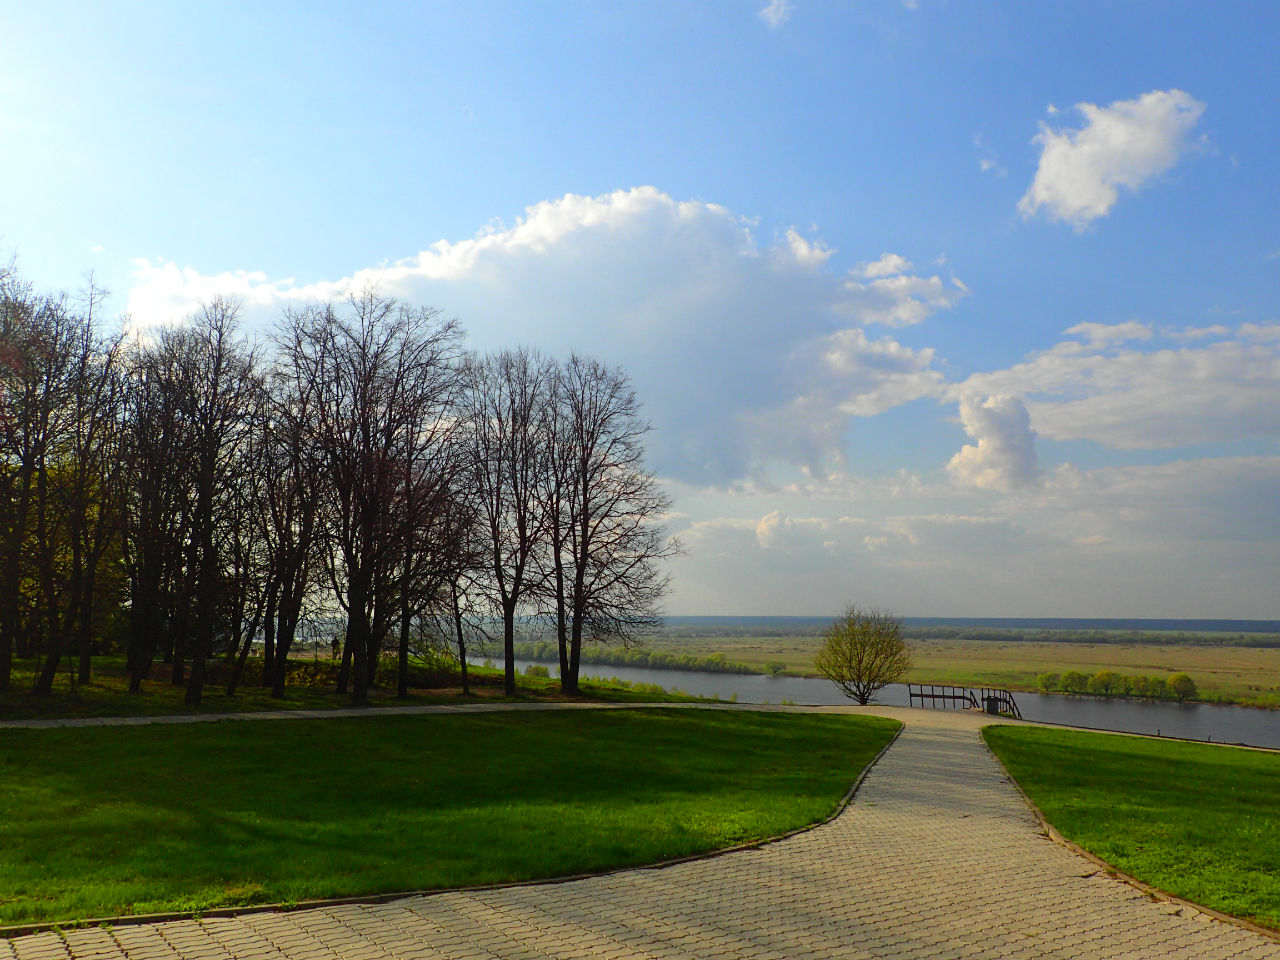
top-left (839, 270), bottom-right (966, 327)
top-left (947, 395), bottom-right (1040, 491)
top-left (125, 187), bottom-right (961, 486)
top-left (1018, 89), bottom-right (1206, 229)
top-left (758, 0), bottom-right (793, 28)
top-left (951, 323), bottom-right (1280, 450)
top-left (856, 253), bottom-right (912, 278)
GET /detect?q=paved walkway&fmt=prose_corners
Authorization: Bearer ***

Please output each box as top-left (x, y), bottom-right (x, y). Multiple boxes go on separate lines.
top-left (3, 706), bottom-right (1278, 960)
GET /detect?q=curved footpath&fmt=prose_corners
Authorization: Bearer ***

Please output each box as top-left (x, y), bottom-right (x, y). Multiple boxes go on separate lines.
top-left (3, 704), bottom-right (1278, 960)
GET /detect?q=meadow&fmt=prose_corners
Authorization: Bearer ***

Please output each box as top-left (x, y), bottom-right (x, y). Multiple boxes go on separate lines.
top-left (0, 710), bottom-right (899, 927)
top-left (618, 634), bottom-right (1280, 708)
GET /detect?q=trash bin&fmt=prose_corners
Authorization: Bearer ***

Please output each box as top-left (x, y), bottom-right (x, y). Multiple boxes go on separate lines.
top-left (983, 696), bottom-right (1000, 715)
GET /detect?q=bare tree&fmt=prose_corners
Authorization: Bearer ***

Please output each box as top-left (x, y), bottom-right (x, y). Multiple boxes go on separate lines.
top-left (541, 355), bottom-right (676, 694)
top-left (0, 274), bottom-right (44, 690)
top-left (464, 349), bottom-right (553, 697)
top-left (56, 281), bottom-right (127, 688)
top-left (121, 333), bottom-right (192, 693)
top-left (282, 293), bottom-right (461, 704)
top-left (173, 298), bottom-right (260, 706)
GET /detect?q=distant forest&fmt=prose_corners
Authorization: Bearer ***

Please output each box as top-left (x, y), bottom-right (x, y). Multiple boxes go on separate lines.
top-left (647, 616), bottom-right (1280, 648)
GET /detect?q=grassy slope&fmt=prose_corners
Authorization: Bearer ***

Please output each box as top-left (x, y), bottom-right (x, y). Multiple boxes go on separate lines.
top-left (633, 635), bottom-right (1280, 707)
top-left (984, 725), bottom-right (1280, 929)
top-left (0, 709), bottom-right (899, 926)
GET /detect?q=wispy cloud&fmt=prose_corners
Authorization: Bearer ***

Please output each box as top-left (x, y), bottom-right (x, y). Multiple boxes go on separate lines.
top-left (758, 0), bottom-right (793, 29)
top-left (973, 133), bottom-right (1006, 178)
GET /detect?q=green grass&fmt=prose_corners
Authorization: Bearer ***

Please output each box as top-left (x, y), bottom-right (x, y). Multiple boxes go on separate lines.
top-left (984, 725), bottom-right (1280, 929)
top-left (0, 656), bottom-right (704, 722)
top-left (0, 709), bottom-right (899, 927)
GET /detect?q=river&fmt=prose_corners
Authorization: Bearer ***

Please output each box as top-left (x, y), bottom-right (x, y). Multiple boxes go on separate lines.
top-left (496, 658), bottom-right (1280, 750)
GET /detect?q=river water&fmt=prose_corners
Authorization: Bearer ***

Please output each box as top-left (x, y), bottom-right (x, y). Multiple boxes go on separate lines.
top-left (497, 658), bottom-right (1280, 750)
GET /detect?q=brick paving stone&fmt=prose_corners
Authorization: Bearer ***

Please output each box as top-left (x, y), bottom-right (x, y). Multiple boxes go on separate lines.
top-left (7, 706), bottom-right (1280, 959)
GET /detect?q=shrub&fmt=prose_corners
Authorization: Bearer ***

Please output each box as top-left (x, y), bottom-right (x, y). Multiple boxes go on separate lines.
top-left (1060, 670), bottom-right (1089, 694)
top-left (1167, 672), bottom-right (1197, 703)
top-left (1036, 672), bottom-right (1059, 692)
top-left (1088, 670), bottom-right (1121, 696)
top-left (814, 604), bottom-right (911, 706)
top-left (523, 664), bottom-right (550, 678)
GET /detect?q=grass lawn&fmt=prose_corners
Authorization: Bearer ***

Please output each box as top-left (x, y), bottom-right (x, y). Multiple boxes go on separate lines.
top-left (0, 709), bottom-right (899, 927)
top-left (0, 656), bottom-right (701, 722)
top-left (984, 725), bottom-right (1280, 929)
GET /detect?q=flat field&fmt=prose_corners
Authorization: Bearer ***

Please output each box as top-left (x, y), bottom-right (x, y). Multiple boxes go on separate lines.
top-left (632, 635), bottom-right (1280, 707)
top-left (0, 709), bottom-right (899, 927)
top-left (984, 725), bottom-right (1280, 929)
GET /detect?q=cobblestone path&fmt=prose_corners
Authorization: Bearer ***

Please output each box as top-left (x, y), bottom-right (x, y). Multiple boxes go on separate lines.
top-left (4, 707), bottom-right (1277, 959)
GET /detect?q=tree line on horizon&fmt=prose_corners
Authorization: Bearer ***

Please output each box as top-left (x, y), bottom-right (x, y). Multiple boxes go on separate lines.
top-left (0, 266), bottom-right (675, 705)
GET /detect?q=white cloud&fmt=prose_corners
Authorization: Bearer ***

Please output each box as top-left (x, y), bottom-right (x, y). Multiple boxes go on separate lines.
top-left (951, 325), bottom-right (1280, 450)
top-left (1163, 324), bottom-right (1230, 342)
top-left (758, 0), bottom-right (793, 29)
top-left (973, 133), bottom-right (1006, 178)
top-left (750, 328), bottom-right (944, 477)
top-left (856, 252), bottom-right (912, 278)
top-left (1239, 322), bottom-right (1280, 342)
top-left (784, 228), bottom-right (833, 267)
top-left (947, 395), bottom-right (1040, 491)
top-left (1063, 320), bottom-right (1152, 347)
top-left (839, 270), bottom-right (966, 327)
top-left (1018, 89), bottom-right (1206, 229)
top-left (125, 187), bottom-right (961, 486)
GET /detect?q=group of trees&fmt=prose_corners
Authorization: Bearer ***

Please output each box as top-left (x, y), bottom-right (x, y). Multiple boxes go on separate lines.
top-left (0, 267), bottom-right (674, 704)
top-left (1037, 670), bottom-right (1198, 702)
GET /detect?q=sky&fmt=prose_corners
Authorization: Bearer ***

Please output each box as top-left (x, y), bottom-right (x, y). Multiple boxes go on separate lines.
top-left (3, 1), bottom-right (1278, 618)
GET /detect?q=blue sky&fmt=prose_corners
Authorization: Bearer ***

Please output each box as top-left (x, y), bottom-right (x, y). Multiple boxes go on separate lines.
top-left (3, 2), bottom-right (1278, 617)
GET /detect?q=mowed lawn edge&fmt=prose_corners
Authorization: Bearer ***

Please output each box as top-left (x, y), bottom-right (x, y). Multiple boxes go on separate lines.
top-left (983, 725), bottom-right (1280, 930)
top-left (0, 709), bottom-right (900, 927)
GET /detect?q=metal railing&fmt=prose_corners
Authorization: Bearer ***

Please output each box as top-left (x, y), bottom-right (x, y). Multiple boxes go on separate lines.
top-left (908, 683), bottom-right (1021, 719)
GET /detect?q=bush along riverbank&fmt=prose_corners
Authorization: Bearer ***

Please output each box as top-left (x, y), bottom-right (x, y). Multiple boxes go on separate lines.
top-left (1036, 669), bottom-right (1198, 702)
top-left (511, 642), bottom-right (785, 676)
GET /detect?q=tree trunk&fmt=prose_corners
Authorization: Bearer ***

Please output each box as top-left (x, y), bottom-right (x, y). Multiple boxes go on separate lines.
top-left (270, 605), bottom-right (299, 700)
top-left (76, 570), bottom-right (95, 685)
top-left (345, 570), bottom-right (371, 705)
top-left (554, 553), bottom-right (570, 693)
top-left (336, 633), bottom-right (352, 695)
top-left (35, 646), bottom-right (60, 696)
top-left (397, 587), bottom-right (411, 700)
top-left (503, 597), bottom-right (517, 697)
top-left (226, 623), bottom-right (255, 697)
top-left (185, 653), bottom-right (207, 706)
top-left (451, 582), bottom-right (469, 696)
top-left (261, 588), bottom-right (277, 688)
